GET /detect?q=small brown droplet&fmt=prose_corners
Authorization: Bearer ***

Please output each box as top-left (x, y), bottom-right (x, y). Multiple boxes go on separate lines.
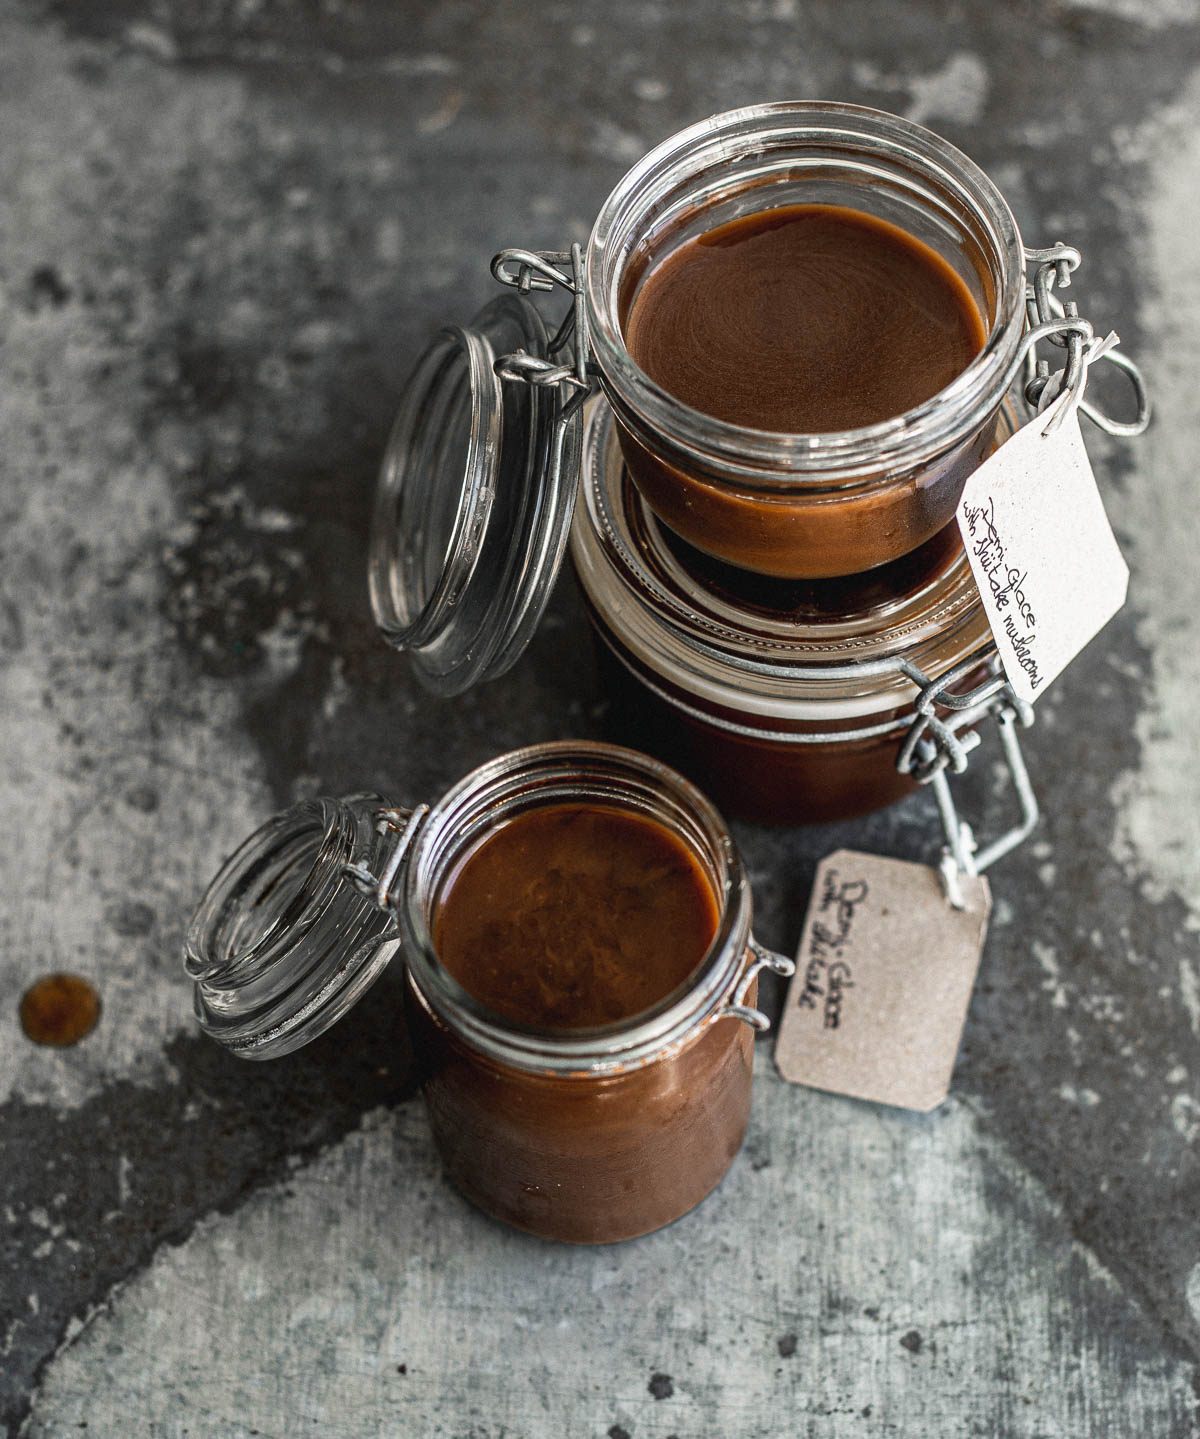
top-left (20, 973), bottom-right (101, 1046)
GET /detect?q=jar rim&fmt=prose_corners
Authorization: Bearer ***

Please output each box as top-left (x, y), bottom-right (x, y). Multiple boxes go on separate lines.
top-left (397, 740), bottom-right (754, 1074)
top-left (584, 100), bottom-right (1026, 484)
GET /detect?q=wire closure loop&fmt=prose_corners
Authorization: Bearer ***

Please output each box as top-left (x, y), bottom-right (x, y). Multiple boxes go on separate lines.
top-left (341, 804), bottom-right (430, 912)
top-left (491, 245), bottom-right (592, 421)
top-left (892, 652), bottom-right (1038, 908)
top-left (1018, 244), bottom-right (1150, 437)
top-left (720, 939), bottom-right (796, 1031)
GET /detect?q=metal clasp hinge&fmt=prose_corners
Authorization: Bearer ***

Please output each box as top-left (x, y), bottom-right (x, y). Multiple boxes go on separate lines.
top-left (341, 804), bottom-right (431, 912)
top-left (490, 243), bottom-right (593, 421)
top-left (721, 939), bottom-right (796, 1031)
top-left (895, 653), bottom-right (1038, 909)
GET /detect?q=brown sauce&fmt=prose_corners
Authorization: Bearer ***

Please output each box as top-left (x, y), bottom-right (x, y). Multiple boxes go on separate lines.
top-left (432, 802), bottom-right (719, 1029)
top-left (20, 973), bottom-right (101, 1046)
top-left (656, 510), bottom-right (965, 622)
top-left (624, 204), bottom-right (987, 433)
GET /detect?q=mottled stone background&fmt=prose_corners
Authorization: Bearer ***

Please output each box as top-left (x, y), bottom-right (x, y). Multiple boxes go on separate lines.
top-left (2, 1), bottom-right (1199, 1434)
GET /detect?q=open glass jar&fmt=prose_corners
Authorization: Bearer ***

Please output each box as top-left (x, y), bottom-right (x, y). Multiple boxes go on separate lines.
top-left (582, 101), bottom-right (1027, 579)
top-left (185, 741), bottom-right (793, 1244)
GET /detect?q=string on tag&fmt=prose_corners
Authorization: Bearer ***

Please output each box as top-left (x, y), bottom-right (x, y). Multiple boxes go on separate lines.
top-left (1036, 329), bottom-right (1122, 436)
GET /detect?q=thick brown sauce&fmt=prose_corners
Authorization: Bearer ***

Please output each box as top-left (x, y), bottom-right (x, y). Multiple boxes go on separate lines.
top-left (624, 204), bottom-right (987, 434)
top-left (432, 803), bottom-right (719, 1029)
top-left (20, 972), bottom-right (101, 1046)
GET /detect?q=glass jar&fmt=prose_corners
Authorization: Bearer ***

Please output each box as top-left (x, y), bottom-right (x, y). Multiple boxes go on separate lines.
top-left (184, 741), bottom-right (793, 1244)
top-left (582, 101), bottom-right (1027, 579)
top-left (570, 401), bottom-right (1008, 824)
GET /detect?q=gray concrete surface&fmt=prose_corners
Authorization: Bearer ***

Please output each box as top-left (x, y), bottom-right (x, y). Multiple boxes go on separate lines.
top-left (2, 1), bottom-right (1199, 1434)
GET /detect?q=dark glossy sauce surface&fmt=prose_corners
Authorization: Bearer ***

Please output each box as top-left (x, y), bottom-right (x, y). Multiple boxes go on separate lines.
top-left (624, 204), bottom-right (987, 433)
top-left (432, 803), bottom-right (719, 1029)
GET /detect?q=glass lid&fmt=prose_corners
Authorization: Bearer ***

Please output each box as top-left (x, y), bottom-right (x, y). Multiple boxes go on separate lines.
top-left (368, 294), bottom-right (583, 697)
top-left (184, 794), bottom-right (408, 1060)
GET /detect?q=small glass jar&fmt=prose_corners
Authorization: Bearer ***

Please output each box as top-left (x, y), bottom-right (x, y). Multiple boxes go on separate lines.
top-left (184, 741), bottom-right (792, 1244)
top-left (570, 403), bottom-right (1003, 824)
top-left (582, 102), bottom-right (1027, 579)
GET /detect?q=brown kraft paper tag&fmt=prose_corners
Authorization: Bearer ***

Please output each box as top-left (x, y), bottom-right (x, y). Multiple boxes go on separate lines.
top-left (774, 850), bottom-right (992, 1112)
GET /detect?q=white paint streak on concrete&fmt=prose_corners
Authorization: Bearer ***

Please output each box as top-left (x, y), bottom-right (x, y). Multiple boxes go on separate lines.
top-left (1170, 1092), bottom-right (1200, 1143)
top-left (417, 87), bottom-right (465, 135)
top-left (26, 1066), bottom-right (1191, 1437)
top-left (851, 53), bottom-right (989, 127)
top-left (0, 28), bottom-right (274, 1108)
top-left (1179, 958), bottom-right (1200, 1035)
top-left (1034, 940), bottom-right (1070, 1010)
top-left (905, 53), bottom-right (990, 127)
top-left (634, 77), bottom-right (669, 101)
top-left (1187, 1261), bottom-right (1200, 1324)
top-left (1110, 72), bottom-right (1200, 914)
top-left (593, 118), bottom-right (648, 163)
top-left (1074, 0), bottom-right (1200, 26)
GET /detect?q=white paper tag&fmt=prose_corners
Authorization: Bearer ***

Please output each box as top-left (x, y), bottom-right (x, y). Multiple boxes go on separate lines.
top-left (774, 851), bottom-right (991, 1112)
top-left (955, 392), bottom-right (1129, 705)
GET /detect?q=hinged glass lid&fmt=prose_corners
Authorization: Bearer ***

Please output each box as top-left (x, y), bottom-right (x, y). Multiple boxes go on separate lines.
top-left (184, 795), bottom-right (422, 1060)
top-left (368, 293), bottom-right (583, 697)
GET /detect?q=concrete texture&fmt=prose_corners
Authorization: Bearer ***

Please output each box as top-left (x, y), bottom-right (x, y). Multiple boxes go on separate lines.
top-left (1, 0), bottom-right (1198, 1434)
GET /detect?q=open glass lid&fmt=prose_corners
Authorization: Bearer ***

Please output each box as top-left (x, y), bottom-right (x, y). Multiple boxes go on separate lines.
top-left (368, 293), bottom-right (583, 697)
top-left (184, 794), bottom-right (408, 1060)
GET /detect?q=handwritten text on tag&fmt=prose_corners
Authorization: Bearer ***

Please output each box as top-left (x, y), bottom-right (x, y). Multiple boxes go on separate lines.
top-left (774, 851), bottom-right (991, 1112)
top-left (956, 394), bottom-right (1128, 706)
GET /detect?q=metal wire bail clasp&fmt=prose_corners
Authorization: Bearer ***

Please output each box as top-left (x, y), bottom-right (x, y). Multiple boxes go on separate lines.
top-left (721, 940), bottom-right (796, 1031)
top-left (341, 805), bottom-right (431, 912)
top-left (1018, 243), bottom-right (1150, 437)
top-left (895, 652), bottom-right (1039, 910)
top-left (490, 243), bottom-right (593, 420)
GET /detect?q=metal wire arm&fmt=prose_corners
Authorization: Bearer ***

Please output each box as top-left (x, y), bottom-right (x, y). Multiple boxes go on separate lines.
top-left (341, 805), bottom-right (431, 911)
top-left (491, 245), bottom-right (592, 419)
top-left (894, 654), bottom-right (1038, 906)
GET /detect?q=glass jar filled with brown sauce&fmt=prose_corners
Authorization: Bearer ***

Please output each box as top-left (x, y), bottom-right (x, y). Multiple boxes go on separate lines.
top-left (581, 101), bottom-right (1028, 579)
top-left (185, 742), bottom-right (793, 1244)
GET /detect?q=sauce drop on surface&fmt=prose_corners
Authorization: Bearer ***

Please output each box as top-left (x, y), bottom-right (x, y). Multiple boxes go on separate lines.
top-left (624, 203), bottom-right (987, 434)
top-left (432, 803), bottom-right (720, 1029)
top-left (20, 972), bottom-right (101, 1046)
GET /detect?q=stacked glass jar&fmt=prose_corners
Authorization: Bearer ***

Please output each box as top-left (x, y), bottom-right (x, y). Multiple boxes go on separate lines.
top-left (502, 103), bottom-right (1057, 832)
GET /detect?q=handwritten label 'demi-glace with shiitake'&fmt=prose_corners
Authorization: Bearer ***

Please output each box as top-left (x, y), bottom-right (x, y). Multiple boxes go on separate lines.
top-left (775, 852), bottom-right (991, 1112)
top-left (792, 869), bottom-right (867, 1033)
top-left (954, 394), bottom-right (1129, 707)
